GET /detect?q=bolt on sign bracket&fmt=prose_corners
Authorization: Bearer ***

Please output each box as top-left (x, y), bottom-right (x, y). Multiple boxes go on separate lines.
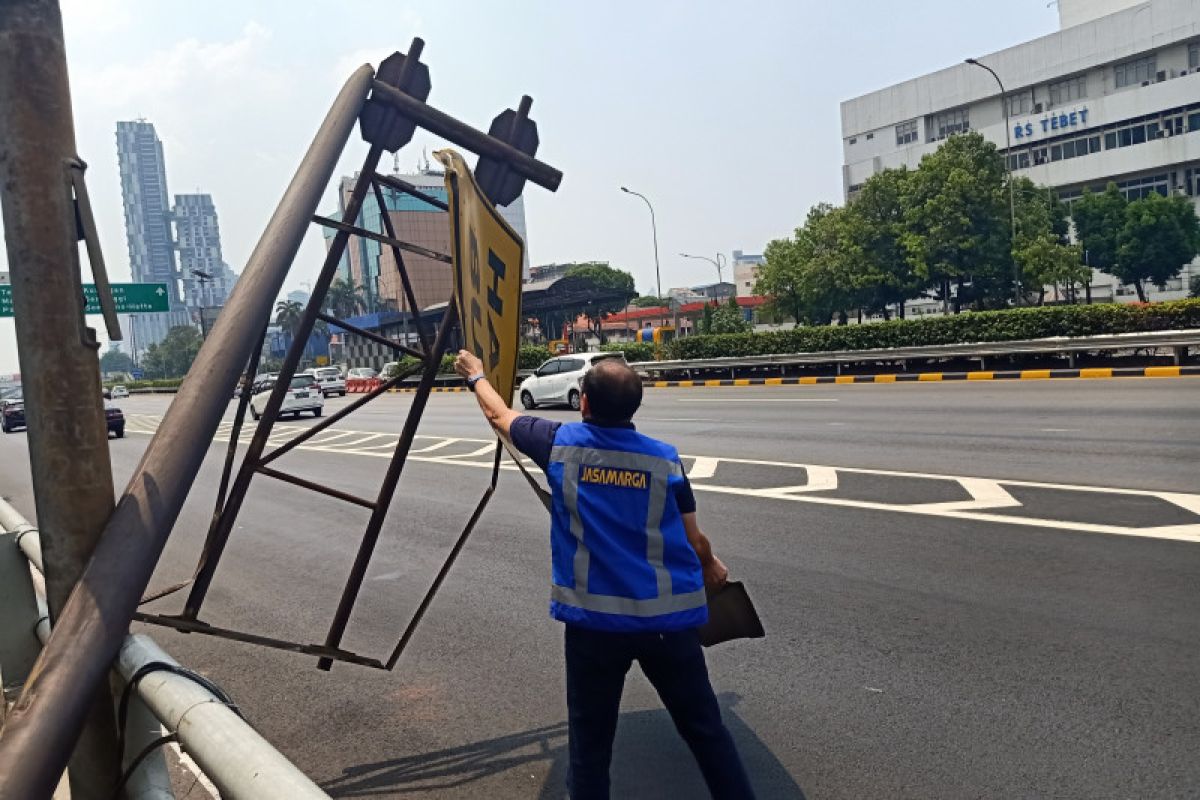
top-left (134, 37), bottom-right (561, 671)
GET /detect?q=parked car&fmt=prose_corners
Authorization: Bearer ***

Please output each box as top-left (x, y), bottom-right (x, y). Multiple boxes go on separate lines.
top-left (249, 374), bottom-right (324, 420)
top-left (3, 399), bottom-right (124, 437)
top-left (1, 400), bottom-right (24, 433)
top-left (105, 402), bottom-right (125, 438)
top-left (301, 366), bottom-right (346, 397)
top-left (110, 385), bottom-right (129, 399)
top-left (519, 352), bottom-right (628, 410)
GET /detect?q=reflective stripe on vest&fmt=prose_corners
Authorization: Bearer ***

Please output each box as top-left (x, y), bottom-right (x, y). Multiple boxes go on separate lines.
top-left (549, 444), bottom-right (703, 619)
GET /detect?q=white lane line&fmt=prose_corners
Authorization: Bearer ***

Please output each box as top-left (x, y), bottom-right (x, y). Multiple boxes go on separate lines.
top-left (676, 398), bottom-right (839, 403)
top-left (1040, 428), bottom-right (1079, 433)
top-left (757, 466), bottom-right (840, 496)
top-left (687, 457), bottom-right (720, 480)
top-left (170, 741), bottom-right (219, 798)
top-left (906, 477), bottom-right (1022, 512)
top-left (644, 418), bottom-right (718, 423)
top-left (121, 418), bottom-right (1200, 543)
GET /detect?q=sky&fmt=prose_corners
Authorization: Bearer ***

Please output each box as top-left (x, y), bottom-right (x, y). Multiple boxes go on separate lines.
top-left (0, 0), bottom-right (1062, 373)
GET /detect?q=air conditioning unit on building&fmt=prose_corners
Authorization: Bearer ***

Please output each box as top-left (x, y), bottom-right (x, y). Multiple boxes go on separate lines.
top-left (1033, 103), bottom-right (1043, 113)
top-left (1156, 70), bottom-right (1167, 82)
top-left (1142, 80), bottom-right (1151, 87)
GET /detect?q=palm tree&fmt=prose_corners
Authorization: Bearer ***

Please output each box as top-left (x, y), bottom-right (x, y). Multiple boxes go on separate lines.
top-left (325, 278), bottom-right (367, 319)
top-left (274, 300), bottom-right (305, 340)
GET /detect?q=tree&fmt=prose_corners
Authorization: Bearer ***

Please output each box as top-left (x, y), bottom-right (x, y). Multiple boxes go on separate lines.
top-left (1116, 193), bottom-right (1200, 301)
top-left (1014, 235), bottom-right (1088, 305)
top-left (325, 278), bottom-right (366, 318)
top-left (563, 263), bottom-right (637, 344)
top-left (99, 347), bottom-right (134, 375)
top-left (1071, 184), bottom-right (1126, 281)
top-left (708, 295), bottom-right (751, 334)
top-left (756, 237), bottom-right (805, 326)
top-left (843, 168), bottom-right (923, 319)
top-left (903, 132), bottom-right (1010, 312)
top-left (631, 295), bottom-right (668, 308)
top-left (1191, 274), bottom-right (1200, 299)
top-left (699, 301), bottom-right (715, 334)
top-left (274, 300), bottom-right (305, 339)
top-left (140, 326), bottom-right (202, 378)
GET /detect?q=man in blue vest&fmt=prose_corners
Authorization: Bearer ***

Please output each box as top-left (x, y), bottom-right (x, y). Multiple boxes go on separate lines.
top-left (455, 350), bottom-right (754, 799)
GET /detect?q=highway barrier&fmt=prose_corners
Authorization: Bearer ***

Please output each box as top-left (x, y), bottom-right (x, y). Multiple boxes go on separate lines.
top-left (0, 497), bottom-right (330, 799)
top-left (644, 364), bottom-right (1200, 388)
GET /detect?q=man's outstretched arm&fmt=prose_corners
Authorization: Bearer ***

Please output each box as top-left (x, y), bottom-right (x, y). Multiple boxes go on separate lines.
top-left (682, 512), bottom-right (729, 589)
top-left (453, 349), bottom-right (521, 439)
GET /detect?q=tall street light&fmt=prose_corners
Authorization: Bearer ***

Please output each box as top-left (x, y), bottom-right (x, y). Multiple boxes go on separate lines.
top-left (679, 252), bottom-right (726, 295)
top-left (620, 186), bottom-right (663, 322)
top-left (966, 57), bottom-right (1021, 305)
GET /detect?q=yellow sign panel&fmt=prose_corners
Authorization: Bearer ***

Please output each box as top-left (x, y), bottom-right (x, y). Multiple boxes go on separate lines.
top-left (315, 355), bottom-right (329, 366)
top-left (435, 149), bottom-right (525, 403)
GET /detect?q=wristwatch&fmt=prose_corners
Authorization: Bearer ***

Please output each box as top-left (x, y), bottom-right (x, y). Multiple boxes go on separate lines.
top-left (466, 373), bottom-right (486, 392)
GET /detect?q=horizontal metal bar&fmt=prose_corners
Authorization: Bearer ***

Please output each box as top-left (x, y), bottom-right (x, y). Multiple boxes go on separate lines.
top-left (632, 329), bottom-right (1200, 373)
top-left (254, 465), bottom-right (377, 509)
top-left (0, 499), bottom-right (43, 573)
top-left (132, 614), bottom-right (384, 669)
top-left (319, 311), bottom-right (425, 359)
top-left (373, 171), bottom-right (449, 211)
top-left (311, 214), bottom-right (452, 263)
top-left (369, 80), bottom-right (563, 194)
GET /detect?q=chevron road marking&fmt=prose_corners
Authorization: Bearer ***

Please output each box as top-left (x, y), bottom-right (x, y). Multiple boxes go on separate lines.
top-left (122, 415), bottom-right (1200, 544)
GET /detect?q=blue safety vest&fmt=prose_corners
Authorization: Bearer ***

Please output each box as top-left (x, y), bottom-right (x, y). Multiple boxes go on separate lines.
top-left (545, 422), bottom-right (708, 633)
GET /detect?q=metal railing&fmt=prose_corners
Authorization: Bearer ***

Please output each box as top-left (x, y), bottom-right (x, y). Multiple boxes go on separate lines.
top-left (629, 329), bottom-right (1200, 376)
top-left (0, 498), bottom-right (330, 799)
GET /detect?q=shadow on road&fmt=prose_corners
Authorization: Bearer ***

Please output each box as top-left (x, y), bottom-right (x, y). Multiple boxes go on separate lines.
top-left (322, 694), bottom-right (804, 798)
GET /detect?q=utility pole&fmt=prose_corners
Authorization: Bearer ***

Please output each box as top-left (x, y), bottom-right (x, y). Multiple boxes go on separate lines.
top-left (0, 0), bottom-right (122, 796)
top-left (192, 268), bottom-right (214, 338)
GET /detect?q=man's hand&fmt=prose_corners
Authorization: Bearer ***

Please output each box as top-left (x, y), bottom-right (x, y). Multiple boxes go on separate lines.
top-left (703, 555), bottom-right (730, 590)
top-left (454, 349), bottom-right (484, 380)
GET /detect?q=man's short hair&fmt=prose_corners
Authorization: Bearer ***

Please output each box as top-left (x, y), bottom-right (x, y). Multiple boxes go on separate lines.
top-left (581, 359), bottom-right (643, 423)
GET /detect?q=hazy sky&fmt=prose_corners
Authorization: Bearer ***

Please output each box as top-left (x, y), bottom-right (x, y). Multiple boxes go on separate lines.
top-left (0, 0), bottom-right (1060, 373)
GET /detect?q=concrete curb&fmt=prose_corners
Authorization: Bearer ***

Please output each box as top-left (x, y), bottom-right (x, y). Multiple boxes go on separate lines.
top-left (646, 365), bottom-right (1200, 388)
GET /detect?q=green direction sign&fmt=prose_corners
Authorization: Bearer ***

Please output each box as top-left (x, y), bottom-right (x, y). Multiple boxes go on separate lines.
top-left (0, 282), bottom-right (171, 317)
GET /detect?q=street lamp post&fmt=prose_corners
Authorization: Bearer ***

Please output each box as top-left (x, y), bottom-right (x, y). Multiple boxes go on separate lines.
top-left (965, 57), bottom-right (1021, 305)
top-left (191, 269), bottom-right (215, 338)
top-left (680, 252), bottom-right (725, 294)
top-left (620, 186), bottom-right (664, 323)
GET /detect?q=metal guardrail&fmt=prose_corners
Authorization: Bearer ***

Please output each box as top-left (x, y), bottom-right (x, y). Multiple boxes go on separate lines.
top-left (0, 499), bottom-right (330, 799)
top-left (629, 329), bottom-right (1200, 375)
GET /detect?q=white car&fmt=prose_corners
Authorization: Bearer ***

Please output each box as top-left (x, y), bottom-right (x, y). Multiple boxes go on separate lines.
top-left (249, 374), bottom-right (324, 420)
top-left (302, 367), bottom-right (346, 397)
top-left (347, 367), bottom-right (378, 380)
top-left (519, 352), bottom-right (627, 410)
top-left (110, 385), bottom-right (129, 399)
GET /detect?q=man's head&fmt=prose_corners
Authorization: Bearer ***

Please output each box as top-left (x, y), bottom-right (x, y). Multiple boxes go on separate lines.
top-left (580, 359), bottom-right (643, 424)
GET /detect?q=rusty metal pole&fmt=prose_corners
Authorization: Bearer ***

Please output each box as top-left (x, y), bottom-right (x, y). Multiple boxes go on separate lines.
top-left (0, 1), bottom-right (123, 797)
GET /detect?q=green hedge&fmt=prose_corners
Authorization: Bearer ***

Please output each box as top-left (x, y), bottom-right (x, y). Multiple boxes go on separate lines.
top-left (600, 342), bottom-right (657, 362)
top-left (519, 345), bottom-right (554, 370)
top-left (667, 300), bottom-right (1200, 360)
top-left (106, 379), bottom-right (184, 390)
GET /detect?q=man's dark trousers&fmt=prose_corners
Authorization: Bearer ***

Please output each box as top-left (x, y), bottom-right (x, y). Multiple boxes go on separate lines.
top-left (564, 625), bottom-right (755, 799)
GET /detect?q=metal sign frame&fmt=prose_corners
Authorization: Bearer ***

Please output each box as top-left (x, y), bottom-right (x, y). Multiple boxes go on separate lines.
top-left (134, 37), bottom-right (560, 671)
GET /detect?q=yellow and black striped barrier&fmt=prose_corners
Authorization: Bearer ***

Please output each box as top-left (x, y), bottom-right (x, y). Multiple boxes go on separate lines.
top-left (645, 365), bottom-right (1199, 389)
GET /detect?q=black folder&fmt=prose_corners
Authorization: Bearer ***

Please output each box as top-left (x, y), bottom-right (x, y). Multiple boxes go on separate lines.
top-left (698, 581), bottom-right (765, 647)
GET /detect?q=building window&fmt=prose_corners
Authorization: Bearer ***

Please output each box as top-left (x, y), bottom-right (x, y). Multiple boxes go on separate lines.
top-left (895, 120), bottom-right (918, 146)
top-left (1186, 166), bottom-right (1200, 197)
top-left (849, 137), bottom-right (858, 145)
top-left (1190, 42), bottom-right (1200, 70)
top-left (1114, 55), bottom-right (1156, 88)
top-left (1008, 90), bottom-right (1034, 117)
top-left (929, 107), bottom-right (969, 142)
top-left (1114, 174), bottom-right (1170, 200)
top-left (1048, 75), bottom-right (1087, 106)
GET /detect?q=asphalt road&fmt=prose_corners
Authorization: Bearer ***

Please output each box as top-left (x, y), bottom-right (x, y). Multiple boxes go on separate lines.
top-left (2, 379), bottom-right (1198, 799)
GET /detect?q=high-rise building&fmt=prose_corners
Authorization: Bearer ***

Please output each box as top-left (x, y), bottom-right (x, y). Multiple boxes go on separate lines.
top-left (840, 0), bottom-right (1200, 306)
top-left (174, 193), bottom-right (237, 315)
top-left (116, 120), bottom-right (190, 349)
top-left (326, 168), bottom-right (530, 315)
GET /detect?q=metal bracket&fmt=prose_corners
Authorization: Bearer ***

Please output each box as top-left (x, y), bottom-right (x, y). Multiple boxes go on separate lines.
top-left (66, 156), bottom-right (122, 345)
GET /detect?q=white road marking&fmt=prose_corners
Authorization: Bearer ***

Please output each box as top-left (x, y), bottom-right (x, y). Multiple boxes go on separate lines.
top-left (676, 398), bottom-right (838, 403)
top-left (170, 741), bottom-right (219, 798)
top-left (123, 415), bottom-right (1200, 544)
top-left (1040, 428), bottom-right (1079, 433)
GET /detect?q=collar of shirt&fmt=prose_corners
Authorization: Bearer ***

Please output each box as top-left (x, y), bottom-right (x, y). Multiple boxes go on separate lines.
top-left (582, 419), bottom-right (636, 430)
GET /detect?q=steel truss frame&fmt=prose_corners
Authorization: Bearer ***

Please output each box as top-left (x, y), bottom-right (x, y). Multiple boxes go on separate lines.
top-left (135, 37), bottom-right (560, 671)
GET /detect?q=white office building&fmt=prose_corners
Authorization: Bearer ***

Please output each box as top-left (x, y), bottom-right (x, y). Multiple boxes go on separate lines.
top-left (840, 0), bottom-right (1200, 305)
